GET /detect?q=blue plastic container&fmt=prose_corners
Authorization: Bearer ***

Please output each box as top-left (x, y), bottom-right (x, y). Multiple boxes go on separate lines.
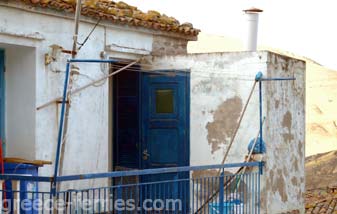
top-left (209, 202), bottom-right (234, 214)
top-left (3, 163), bottom-right (39, 214)
top-left (248, 137), bottom-right (266, 154)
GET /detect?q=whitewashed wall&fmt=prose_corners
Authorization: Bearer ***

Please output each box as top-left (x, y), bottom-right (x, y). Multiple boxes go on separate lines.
top-left (146, 51), bottom-right (305, 214)
top-left (0, 5), bottom-right (154, 182)
top-left (144, 52), bottom-right (266, 166)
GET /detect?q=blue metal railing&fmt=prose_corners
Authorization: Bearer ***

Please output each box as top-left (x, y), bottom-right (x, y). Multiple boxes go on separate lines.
top-left (0, 161), bottom-right (263, 213)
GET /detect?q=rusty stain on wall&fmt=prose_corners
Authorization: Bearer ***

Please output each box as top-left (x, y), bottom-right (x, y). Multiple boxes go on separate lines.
top-left (293, 159), bottom-right (299, 171)
top-left (282, 111), bottom-right (294, 143)
top-left (298, 140), bottom-right (304, 159)
top-left (291, 177), bottom-right (298, 186)
top-left (282, 111), bottom-right (292, 131)
top-left (206, 96), bottom-right (243, 153)
top-left (272, 169), bottom-right (288, 202)
top-left (275, 100), bottom-right (280, 109)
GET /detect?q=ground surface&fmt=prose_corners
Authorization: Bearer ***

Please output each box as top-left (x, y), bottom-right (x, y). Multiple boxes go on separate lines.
top-left (306, 150), bottom-right (337, 190)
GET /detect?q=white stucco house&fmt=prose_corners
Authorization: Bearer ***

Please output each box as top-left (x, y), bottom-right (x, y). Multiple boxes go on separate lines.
top-left (0, 0), bottom-right (305, 213)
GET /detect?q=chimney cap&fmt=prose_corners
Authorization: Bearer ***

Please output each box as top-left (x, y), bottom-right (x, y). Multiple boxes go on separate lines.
top-left (243, 7), bottom-right (263, 13)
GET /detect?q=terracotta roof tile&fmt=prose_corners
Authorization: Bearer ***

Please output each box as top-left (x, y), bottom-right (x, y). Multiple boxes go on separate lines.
top-left (18, 0), bottom-right (200, 36)
top-left (305, 188), bottom-right (337, 213)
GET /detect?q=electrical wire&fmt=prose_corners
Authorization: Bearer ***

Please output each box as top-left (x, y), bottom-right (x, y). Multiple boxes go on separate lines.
top-left (76, 73), bottom-right (107, 87)
top-left (109, 64), bottom-right (258, 79)
top-left (77, 17), bottom-right (102, 51)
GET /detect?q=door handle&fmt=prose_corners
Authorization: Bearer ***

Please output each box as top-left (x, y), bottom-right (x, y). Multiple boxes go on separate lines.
top-left (143, 149), bottom-right (150, 160)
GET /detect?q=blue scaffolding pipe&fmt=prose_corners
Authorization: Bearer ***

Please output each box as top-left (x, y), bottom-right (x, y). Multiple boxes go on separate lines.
top-left (0, 174), bottom-right (52, 182)
top-left (0, 161), bottom-right (263, 182)
top-left (261, 77), bottom-right (296, 81)
top-left (259, 80), bottom-right (263, 153)
top-left (255, 72), bottom-right (296, 153)
top-left (52, 62), bottom-right (71, 194)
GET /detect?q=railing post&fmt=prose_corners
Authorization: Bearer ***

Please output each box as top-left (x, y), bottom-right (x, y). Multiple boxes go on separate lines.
top-left (12, 180), bottom-right (20, 214)
top-left (259, 162), bottom-right (264, 175)
top-left (0, 180), bottom-right (3, 214)
top-left (219, 172), bottom-right (224, 214)
top-left (117, 185), bottom-right (122, 214)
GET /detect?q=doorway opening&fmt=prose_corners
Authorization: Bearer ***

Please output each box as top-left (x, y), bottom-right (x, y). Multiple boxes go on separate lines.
top-left (112, 65), bottom-right (190, 171)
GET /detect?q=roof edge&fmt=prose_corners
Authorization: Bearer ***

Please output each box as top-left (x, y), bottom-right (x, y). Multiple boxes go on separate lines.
top-left (1, 0), bottom-right (200, 40)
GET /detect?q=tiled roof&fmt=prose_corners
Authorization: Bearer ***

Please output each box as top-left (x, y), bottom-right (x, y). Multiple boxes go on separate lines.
top-left (305, 189), bottom-right (337, 214)
top-left (19, 0), bottom-right (200, 37)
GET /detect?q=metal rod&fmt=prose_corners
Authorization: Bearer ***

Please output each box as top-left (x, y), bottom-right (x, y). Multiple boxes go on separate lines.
top-left (68, 59), bottom-right (120, 63)
top-left (36, 60), bottom-right (139, 110)
top-left (52, 62), bottom-right (71, 189)
top-left (234, 117), bottom-right (265, 190)
top-left (259, 80), bottom-right (263, 153)
top-left (53, 162), bottom-right (262, 182)
top-left (221, 81), bottom-right (257, 165)
top-left (0, 160), bottom-right (261, 181)
top-left (55, 0), bottom-right (83, 197)
top-left (261, 77), bottom-right (295, 81)
top-left (69, 60), bottom-right (139, 95)
top-left (0, 174), bottom-right (52, 182)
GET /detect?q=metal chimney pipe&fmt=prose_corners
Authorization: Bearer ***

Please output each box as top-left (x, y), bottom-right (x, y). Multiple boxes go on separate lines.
top-left (243, 8), bottom-right (263, 51)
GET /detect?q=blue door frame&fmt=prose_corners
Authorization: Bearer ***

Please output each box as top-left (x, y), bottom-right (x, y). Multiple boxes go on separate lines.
top-left (0, 50), bottom-right (5, 152)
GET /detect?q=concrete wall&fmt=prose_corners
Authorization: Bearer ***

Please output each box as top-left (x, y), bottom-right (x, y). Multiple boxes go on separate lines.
top-left (144, 51), bottom-right (306, 213)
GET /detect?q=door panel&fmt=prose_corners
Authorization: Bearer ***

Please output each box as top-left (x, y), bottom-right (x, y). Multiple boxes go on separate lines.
top-left (141, 71), bottom-right (189, 169)
top-left (113, 66), bottom-right (141, 169)
top-left (141, 70), bottom-right (190, 212)
top-left (149, 129), bottom-right (179, 166)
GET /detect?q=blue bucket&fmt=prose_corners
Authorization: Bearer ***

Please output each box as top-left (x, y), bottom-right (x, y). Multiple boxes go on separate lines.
top-left (209, 202), bottom-right (235, 214)
top-left (3, 163), bottom-right (39, 214)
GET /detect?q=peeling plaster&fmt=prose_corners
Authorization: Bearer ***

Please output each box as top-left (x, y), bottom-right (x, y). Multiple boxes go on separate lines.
top-left (273, 170), bottom-right (288, 203)
top-left (206, 96), bottom-right (243, 153)
top-left (282, 111), bottom-right (294, 143)
top-left (275, 100), bottom-right (280, 109)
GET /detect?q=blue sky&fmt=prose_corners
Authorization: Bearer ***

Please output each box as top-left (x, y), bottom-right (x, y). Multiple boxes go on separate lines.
top-left (124, 0), bottom-right (337, 70)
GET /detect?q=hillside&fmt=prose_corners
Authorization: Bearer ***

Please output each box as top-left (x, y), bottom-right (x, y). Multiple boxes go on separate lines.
top-left (306, 150), bottom-right (337, 190)
top-left (188, 33), bottom-right (337, 156)
top-left (305, 150), bottom-right (337, 213)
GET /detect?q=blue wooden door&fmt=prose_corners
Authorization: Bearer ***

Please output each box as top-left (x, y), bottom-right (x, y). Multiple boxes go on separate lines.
top-left (141, 70), bottom-right (190, 212)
